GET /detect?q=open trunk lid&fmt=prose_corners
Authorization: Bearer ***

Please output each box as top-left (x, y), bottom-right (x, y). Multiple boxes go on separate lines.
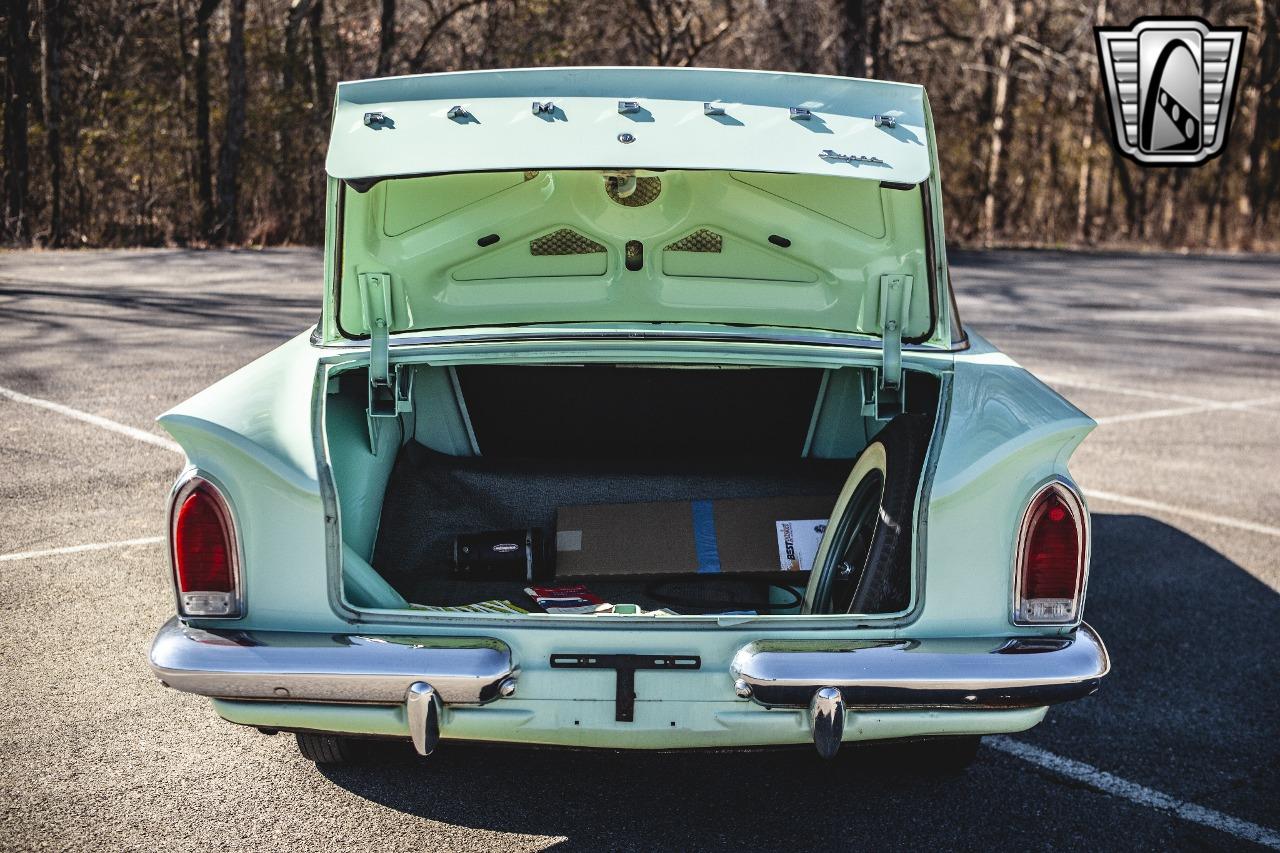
top-left (321, 66), bottom-right (952, 354)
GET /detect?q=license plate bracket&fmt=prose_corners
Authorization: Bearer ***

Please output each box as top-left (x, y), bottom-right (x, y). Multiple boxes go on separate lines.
top-left (549, 653), bottom-right (702, 722)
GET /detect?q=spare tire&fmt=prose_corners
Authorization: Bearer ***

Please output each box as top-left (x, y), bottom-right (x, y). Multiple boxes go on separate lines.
top-left (804, 413), bottom-right (932, 614)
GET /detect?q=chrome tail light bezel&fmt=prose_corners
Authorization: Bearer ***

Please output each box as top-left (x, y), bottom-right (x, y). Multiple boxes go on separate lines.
top-left (168, 469), bottom-right (244, 619)
top-left (1012, 478), bottom-right (1090, 627)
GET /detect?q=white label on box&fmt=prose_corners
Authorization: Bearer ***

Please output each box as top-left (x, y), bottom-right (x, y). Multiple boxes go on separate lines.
top-left (775, 519), bottom-right (828, 572)
top-left (556, 529), bottom-right (583, 552)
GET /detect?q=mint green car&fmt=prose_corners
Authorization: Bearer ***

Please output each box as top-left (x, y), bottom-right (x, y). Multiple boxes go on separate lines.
top-left (149, 67), bottom-right (1108, 766)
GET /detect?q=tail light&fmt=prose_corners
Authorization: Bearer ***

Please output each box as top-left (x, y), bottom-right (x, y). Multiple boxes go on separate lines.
top-left (170, 474), bottom-right (241, 618)
top-left (1013, 481), bottom-right (1088, 625)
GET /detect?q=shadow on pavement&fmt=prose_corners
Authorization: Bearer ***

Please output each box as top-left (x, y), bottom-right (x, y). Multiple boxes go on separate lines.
top-left (0, 248), bottom-right (322, 345)
top-left (1020, 513), bottom-right (1280, 818)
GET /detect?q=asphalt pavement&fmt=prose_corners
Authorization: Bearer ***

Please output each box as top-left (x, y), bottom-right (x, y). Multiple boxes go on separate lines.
top-left (0, 247), bottom-right (1277, 851)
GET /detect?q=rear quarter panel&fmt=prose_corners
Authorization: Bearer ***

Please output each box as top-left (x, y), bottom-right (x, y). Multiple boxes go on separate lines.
top-left (158, 331), bottom-right (337, 630)
top-left (916, 331), bottom-right (1094, 636)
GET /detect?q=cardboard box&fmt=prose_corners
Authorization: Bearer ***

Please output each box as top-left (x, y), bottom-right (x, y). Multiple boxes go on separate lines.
top-left (554, 495), bottom-right (835, 578)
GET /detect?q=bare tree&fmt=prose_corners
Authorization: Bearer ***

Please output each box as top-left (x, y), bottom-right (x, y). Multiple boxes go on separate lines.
top-left (376, 0), bottom-right (395, 76)
top-left (626, 0), bottom-right (740, 67)
top-left (406, 0), bottom-right (493, 72)
top-left (757, 0), bottom-right (839, 75)
top-left (38, 0), bottom-right (63, 245)
top-left (1244, 0), bottom-right (1279, 231)
top-left (979, 0), bottom-right (1017, 247)
top-left (309, 0), bottom-right (327, 120)
top-left (0, 0), bottom-right (1273, 251)
top-left (3, 0), bottom-right (34, 243)
top-left (214, 0), bottom-right (246, 243)
top-left (283, 0), bottom-right (315, 93)
top-left (1075, 0), bottom-right (1106, 243)
top-left (194, 0), bottom-right (222, 238)
top-left (842, 0), bottom-right (868, 78)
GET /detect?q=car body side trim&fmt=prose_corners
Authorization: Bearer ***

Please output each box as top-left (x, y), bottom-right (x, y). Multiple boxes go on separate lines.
top-left (730, 622), bottom-right (1108, 709)
top-left (149, 618), bottom-right (515, 706)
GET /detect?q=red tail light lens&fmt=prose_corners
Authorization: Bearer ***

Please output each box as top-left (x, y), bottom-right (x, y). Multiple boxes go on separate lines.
top-left (1014, 483), bottom-right (1087, 625)
top-left (171, 477), bottom-right (240, 617)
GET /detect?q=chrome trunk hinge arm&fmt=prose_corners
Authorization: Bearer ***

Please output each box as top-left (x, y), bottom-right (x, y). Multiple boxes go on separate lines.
top-left (357, 271), bottom-right (412, 450)
top-left (876, 273), bottom-right (913, 419)
top-left (358, 271), bottom-right (392, 391)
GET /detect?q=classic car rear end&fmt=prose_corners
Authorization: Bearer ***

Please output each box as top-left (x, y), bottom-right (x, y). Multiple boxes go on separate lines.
top-left (150, 67), bottom-right (1108, 766)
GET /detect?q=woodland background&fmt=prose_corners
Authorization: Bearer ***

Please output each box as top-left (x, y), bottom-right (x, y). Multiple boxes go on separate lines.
top-left (1, 0), bottom-right (1276, 250)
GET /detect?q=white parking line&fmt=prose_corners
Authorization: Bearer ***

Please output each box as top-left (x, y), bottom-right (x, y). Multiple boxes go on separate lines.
top-left (0, 384), bottom-right (183, 453)
top-left (1084, 488), bottom-right (1280, 539)
top-left (988, 737), bottom-right (1280, 850)
top-left (0, 536), bottom-right (165, 563)
top-left (1093, 395), bottom-right (1280, 426)
top-left (1035, 375), bottom-right (1280, 423)
top-left (1036, 375), bottom-right (1223, 407)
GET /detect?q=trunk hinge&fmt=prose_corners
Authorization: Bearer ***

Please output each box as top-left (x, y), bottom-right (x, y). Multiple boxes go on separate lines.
top-left (875, 273), bottom-right (914, 420)
top-left (358, 271), bottom-right (412, 450)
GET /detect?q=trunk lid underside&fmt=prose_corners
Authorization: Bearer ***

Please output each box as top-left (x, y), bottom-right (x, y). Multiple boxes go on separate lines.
top-left (324, 68), bottom-right (944, 344)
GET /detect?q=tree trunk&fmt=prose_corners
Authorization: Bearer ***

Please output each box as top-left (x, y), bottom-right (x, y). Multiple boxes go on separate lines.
top-left (1246, 0), bottom-right (1278, 228)
top-left (376, 0), bottom-right (396, 76)
top-left (1102, 161), bottom-right (1115, 237)
top-left (1106, 138), bottom-right (1138, 240)
top-left (979, 0), bottom-right (1016, 247)
top-left (3, 0), bottom-right (34, 244)
top-left (172, 0), bottom-right (195, 242)
top-left (194, 0), bottom-right (221, 239)
top-left (39, 0), bottom-right (63, 246)
top-left (841, 0), bottom-right (868, 78)
top-left (215, 0), bottom-right (247, 244)
top-left (1075, 0), bottom-right (1106, 245)
top-left (283, 0), bottom-right (315, 93)
top-left (869, 0), bottom-right (890, 81)
top-left (309, 0), bottom-right (328, 121)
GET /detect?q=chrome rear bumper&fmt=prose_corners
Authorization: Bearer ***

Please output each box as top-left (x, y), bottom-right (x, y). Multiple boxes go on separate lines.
top-left (731, 623), bottom-right (1109, 710)
top-left (149, 617), bottom-right (516, 706)
top-left (152, 618), bottom-right (1107, 759)
top-left (731, 623), bottom-right (1108, 758)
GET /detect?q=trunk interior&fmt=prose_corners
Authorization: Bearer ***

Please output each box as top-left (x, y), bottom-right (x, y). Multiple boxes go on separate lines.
top-left (324, 362), bottom-right (941, 618)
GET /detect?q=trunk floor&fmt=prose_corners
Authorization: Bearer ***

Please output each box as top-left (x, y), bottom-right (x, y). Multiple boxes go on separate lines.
top-left (372, 442), bottom-right (851, 608)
